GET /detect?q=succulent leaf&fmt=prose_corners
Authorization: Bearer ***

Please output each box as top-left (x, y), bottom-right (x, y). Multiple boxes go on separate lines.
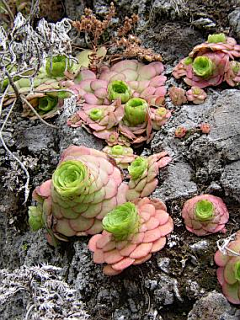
top-left (46, 55), bottom-right (71, 77)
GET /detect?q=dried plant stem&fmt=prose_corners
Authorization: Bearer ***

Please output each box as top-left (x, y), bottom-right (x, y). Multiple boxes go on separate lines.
top-left (0, 99), bottom-right (30, 203)
top-left (0, 84), bottom-right (10, 117)
top-left (20, 96), bottom-right (58, 129)
top-left (1, 0), bottom-right (14, 24)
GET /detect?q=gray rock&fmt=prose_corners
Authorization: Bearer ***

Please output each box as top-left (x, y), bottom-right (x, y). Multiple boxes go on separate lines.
top-left (187, 291), bottom-right (239, 320)
top-left (149, 0), bottom-right (188, 22)
top-left (221, 161), bottom-right (240, 202)
top-left (229, 9), bottom-right (240, 39)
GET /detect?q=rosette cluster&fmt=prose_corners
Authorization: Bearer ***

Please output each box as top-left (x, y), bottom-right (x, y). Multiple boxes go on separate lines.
top-left (215, 232), bottom-right (240, 304)
top-left (29, 145), bottom-right (128, 242)
top-left (126, 152), bottom-right (172, 201)
top-left (88, 198), bottom-right (174, 275)
top-left (173, 33), bottom-right (240, 88)
top-left (67, 59), bottom-right (169, 145)
top-left (181, 194), bottom-right (229, 236)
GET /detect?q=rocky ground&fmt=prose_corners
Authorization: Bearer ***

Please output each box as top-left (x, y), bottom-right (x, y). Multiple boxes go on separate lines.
top-left (1, 0), bottom-right (240, 319)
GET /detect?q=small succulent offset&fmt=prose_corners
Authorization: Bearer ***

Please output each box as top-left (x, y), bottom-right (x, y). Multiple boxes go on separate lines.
top-left (102, 145), bottom-right (136, 168)
top-left (186, 87), bottom-right (207, 104)
top-left (215, 232), bottom-right (240, 304)
top-left (67, 59), bottom-right (168, 145)
top-left (168, 86), bottom-right (187, 106)
top-left (126, 152), bottom-right (172, 201)
top-left (88, 198), bottom-right (174, 275)
top-left (173, 33), bottom-right (240, 88)
top-left (29, 145), bottom-right (128, 243)
top-left (182, 194), bottom-right (229, 236)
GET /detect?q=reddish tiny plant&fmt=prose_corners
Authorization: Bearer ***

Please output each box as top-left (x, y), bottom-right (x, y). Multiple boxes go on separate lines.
top-left (169, 86), bottom-right (187, 106)
top-left (200, 123), bottom-right (211, 134)
top-left (175, 127), bottom-right (187, 138)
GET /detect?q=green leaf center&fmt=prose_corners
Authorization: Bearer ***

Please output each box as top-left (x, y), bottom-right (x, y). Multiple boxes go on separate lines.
top-left (195, 200), bottom-right (214, 221)
top-left (207, 33), bottom-right (226, 43)
top-left (234, 261), bottom-right (240, 281)
top-left (38, 96), bottom-right (58, 113)
top-left (128, 156), bottom-right (147, 180)
top-left (89, 108), bottom-right (104, 121)
top-left (192, 56), bottom-right (214, 78)
top-left (102, 202), bottom-right (139, 241)
top-left (112, 145), bottom-right (124, 155)
top-left (124, 98), bottom-right (148, 126)
top-left (108, 80), bottom-right (131, 103)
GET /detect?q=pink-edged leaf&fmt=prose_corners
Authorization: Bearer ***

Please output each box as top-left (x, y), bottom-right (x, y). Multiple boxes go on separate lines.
top-left (130, 242), bottom-right (153, 259)
top-left (88, 234), bottom-right (103, 252)
top-left (217, 267), bottom-right (225, 286)
top-left (222, 281), bottom-right (240, 304)
top-left (86, 219), bottom-right (103, 235)
top-left (133, 253), bottom-right (152, 265)
top-left (103, 265), bottom-right (122, 276)
top-left (151, 237), bottom-right (166, 252)
top-left (93, 249), bottom-right (105, 264)
top-left (102, 241), bottom-right (116, 252)
top-left (214, 250), bottom-right (230, 267)
top-left (131, 232), bottom-right (144, 244)
top-left (145, 217), bottom-right (160, 230)
top-left (112, 257), bottom-right (135, 271)
top-left (119, 243), bottom-right (137, 256)
top-left (143, 227), bottom-right (161, 243)
top-left (104, 249), bottom-right (123, 264)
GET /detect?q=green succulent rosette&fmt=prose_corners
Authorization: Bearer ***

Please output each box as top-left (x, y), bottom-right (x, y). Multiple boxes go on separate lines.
top-left (207, 33), bottom-right (226, 43)
top-left (194, 199), bottom-right (214, 221)
top-left (128, 157), bottom-right (147, 180)
top-left (89, 108), bottom-right (104, 121)
top-left (28, 205), bottom-right (45, 231)
top-left (37, 96), bottom-right (58, 114)
top-left (192, 56), bottom-right (214, 79)
top-left (108, 80), bottom-right (131, 103)
top-left (46, 55), bottom-right (72, 78)
top-left (52, 160), bottom-right (91, 200)
top-left (102, 202), bottom-right (139, 241)
top-left (124, 98), bottom-right (148, 126)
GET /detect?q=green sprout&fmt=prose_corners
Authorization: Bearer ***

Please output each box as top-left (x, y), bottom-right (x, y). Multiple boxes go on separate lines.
top-left (124, 98), bottom-right (148, 126)
top-left (108, 80), bottom-right (131, 103)
top-left (195, 200), bottom-right (214, 221)
top-left (192, 56), bottom-right (214, 78)
top-left (128, 157), bottom-right (147, 180)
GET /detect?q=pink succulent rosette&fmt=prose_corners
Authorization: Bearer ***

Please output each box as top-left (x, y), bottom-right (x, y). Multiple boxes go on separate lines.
top-left (168, 87), bottom-right (187, 106)
top-left (126, 152), bottom-right (172, 201)
top-left (215, 232), bottom-right (240, 304)
top-left (173, 34), bottom-right (240, 88)
top-left (182, 194), bottom-right (229, 236)
top-left (186, 86), bottom-right (207, 104)
top-left (150, 107), bottom-right (171, 130)
top-left (66, 60), bottom-right (167, 106)
top-left (29, 145), bottom-right (128, 243)
top-left (88, 198), bottom-right (174, 276)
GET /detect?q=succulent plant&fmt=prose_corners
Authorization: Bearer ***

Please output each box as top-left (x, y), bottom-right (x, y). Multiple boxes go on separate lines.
top-left (175, 127), bottom-right (187, 138)
top-left (21, 79), bottom-right (65, 119)
top-left (215, 232), bottom-right (240, 304)
top-left (88, 197), bottom-right (174, 275)
top-left (173, 34), bottom-right (240, 88)
top-left (200, 123), bottom-right (211, 134)
top-left (67, 60), bottom-right (169, 146)
top-left (169, 86), bottom-right (187, 106)
top-left (186, 86), bottom-right (207, 104)
top-left (29, 145), bottom-right (128, 243)
top-left (126, 152), bottom-right (172, 201)
top-left (182, 194), bottom-right (229, 236)
top-left (45, 55), bottom-right (73, 78)
top-left (102, 145), bottom-right (136, 169)
top-left (150, 107), bottom-right (171, 130)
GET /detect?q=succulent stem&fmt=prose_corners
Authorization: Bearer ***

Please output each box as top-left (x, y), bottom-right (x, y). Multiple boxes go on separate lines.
top-left (102, 202), bottom-right (139, 241)
top-left (195, 200), bottom-right (214, 221)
